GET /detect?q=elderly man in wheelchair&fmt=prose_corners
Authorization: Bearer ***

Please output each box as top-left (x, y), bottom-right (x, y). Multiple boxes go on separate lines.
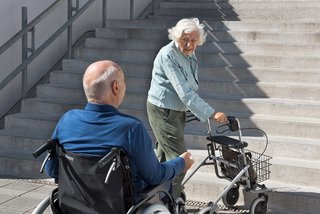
top-left (33, 60), bottom-right (194, 214)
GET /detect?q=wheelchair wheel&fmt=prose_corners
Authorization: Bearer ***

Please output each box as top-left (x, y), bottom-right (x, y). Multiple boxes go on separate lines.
top-left (32, 196), bottom-right (52, 214)
top-left (180, 190), bottom-right (186, 202)
top-left (249, 196), bottom-right (268, 214)
top-left (198, 206), bottom-right (217, 214)
top-left (141, 202), bottom-right (171, 214)
top-left (222, 184), bottom-right (239, 207)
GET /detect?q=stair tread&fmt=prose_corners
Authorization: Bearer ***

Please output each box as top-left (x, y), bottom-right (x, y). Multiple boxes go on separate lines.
top-left (272, 157), bottom-right (320, 169)
top-left (63, 58), bottom-right (320, 73)
top-left (50, 69), bottom-right (320, 87)
top-left (31, 94), bottom-right (320, 106)
top-left (185, 171), bottom-right (320, 195)
top-left (25, 96), bottom-right (85, 105)
top-left (19, 100), bottom-right (320, 124)
top-left (188, 149), bottom-right (320, 169)
top-left (0, 128), bottom-right (49, 139)
top-left (186, 133), bottom-right (320, 146)
top-left (99, 26), bottom-right (320, 34)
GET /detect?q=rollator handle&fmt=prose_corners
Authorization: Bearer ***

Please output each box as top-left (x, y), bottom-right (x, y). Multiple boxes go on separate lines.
top-left (227, 116), bottom-right (239, 131)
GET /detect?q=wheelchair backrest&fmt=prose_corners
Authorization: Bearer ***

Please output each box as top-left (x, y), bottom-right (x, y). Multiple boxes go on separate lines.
top-left (55, 141), bottom-right (133, 214)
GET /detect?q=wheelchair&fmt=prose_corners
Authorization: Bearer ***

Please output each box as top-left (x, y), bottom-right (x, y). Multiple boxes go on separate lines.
top-left (32, 140), bottom-right (186, 214)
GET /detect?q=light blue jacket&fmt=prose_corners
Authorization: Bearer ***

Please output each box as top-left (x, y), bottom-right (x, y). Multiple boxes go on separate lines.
top-left (147, 41), bottom-right (215, 122)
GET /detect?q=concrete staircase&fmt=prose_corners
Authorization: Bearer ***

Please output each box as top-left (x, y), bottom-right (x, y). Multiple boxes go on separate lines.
top-left (1, 0), bottom-right (320, 213)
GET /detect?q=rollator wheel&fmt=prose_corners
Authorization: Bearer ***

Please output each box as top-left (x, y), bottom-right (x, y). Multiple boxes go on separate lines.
top-left (198, 206), bottom-right (217, 214)
top-left (249, 196), bottom-right (268, 214)
top-left (222, 184), bottom-right (239, 207)
top-left (180, 191), bottom-right (186, 202)
top-left (176, 191), bottom-right (187, 214)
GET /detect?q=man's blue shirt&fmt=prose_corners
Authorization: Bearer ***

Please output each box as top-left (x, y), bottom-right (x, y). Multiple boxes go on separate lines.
top-left (44, 103), bottom-right (185, 200)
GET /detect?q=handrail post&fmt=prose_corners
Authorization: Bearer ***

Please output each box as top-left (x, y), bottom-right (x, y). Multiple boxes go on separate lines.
top-left (67, 0), bottom-right (74, 58)
top-left (102, 0), bottom-right (107, 27)
top-left (152, 0), bottom-right (159, 15)
top-left (130, 0), bottom-right (134, 20)
top-left (21, 7), bottom-right (28, 99)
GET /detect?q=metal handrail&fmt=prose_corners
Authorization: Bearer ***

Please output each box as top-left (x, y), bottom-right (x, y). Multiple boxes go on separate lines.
top-left (0, 0), bottom-right (106, 98)
top-left (0, 0), bottom-right (62, 56)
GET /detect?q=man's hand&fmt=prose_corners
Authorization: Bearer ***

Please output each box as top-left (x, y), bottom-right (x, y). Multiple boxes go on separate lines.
top-left (180, 152), bottom-right (194, 172)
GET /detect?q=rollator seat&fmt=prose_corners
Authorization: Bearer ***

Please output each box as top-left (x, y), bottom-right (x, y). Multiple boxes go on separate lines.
top-left (206, 135), bottom-right (248, 149)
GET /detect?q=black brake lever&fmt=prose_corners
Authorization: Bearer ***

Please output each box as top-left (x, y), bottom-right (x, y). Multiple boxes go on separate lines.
top-left (227, 116), bottom-right (239, 131)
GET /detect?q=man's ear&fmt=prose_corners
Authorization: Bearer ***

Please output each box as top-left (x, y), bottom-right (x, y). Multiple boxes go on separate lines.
top-left (111, 80), bottom-right (119, 95)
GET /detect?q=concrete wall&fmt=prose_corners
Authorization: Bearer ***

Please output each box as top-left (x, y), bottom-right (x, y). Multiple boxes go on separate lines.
top-left (107, 0), bottom-right (152, 19)
top-left (0, 0), bottom-right (148, 119)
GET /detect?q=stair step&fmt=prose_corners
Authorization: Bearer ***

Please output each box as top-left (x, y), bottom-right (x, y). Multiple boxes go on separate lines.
top-left (75, 47), bottom-right (320, 70)
top-left (0, 130), bottom-right (48, 153)
top-left (95, 27), bottom-right (320, 46)
top-left (51, 70), bottom-right (320, 101)
top-left (4, 113), bottom-right (60, 136)
top-left (154, 8), bottom-right (320, 21)
top-left (160, 1), bottom-right (320, 9)
top-left (271, 157), bottom-right (320, 186)
top-left (49, 70), bottom-right (152, 88)
top-left (0, 155), bottom-right (46, 179)
top-left (185, 134), bottom-right (320, 161)
top-left (85, 37), bottom-right (320, 56)
top-left (184, 171), bottom-right (320, 213)
top-left (23, 86), bottom-right (320, 121)
top-left (62, 59), bottom-right (320, 84)
top-left (188, 149), bottom-right (320, 186)
top-left (21, 97), bottom-right (85, 115)
top-left (104, 19), bottom-right (320, 32)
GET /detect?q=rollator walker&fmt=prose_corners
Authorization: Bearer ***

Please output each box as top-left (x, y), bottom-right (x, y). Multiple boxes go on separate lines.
top-left (182, 116), bottom-right (272, 214)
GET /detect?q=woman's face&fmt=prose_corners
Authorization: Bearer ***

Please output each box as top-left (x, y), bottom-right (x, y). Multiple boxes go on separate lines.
top-left (178, 30), bottom-right (199, 56)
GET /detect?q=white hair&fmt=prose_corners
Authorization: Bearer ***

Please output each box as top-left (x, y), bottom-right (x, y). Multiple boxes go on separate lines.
top-left (168, 18), bottom-right (207, 46)
top-left (83, 64), bottom-right (119, 102)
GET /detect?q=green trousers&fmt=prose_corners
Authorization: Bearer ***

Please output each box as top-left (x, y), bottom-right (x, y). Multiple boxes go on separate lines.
top-left (146, 101), bottom-right (187, 199)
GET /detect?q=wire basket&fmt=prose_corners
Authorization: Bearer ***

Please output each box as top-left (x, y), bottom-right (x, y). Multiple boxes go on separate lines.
top-left (219, 146), bottom-right (272, 184)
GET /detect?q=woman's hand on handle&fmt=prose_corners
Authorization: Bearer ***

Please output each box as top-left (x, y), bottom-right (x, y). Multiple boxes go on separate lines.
top-left (211, 112), bottom-right (228, 123)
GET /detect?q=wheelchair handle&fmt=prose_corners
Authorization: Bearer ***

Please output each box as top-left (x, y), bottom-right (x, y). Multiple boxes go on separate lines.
top-left (97, 148), bottom-right (117, 168)
top-left (33, 140), bottom-right (53, 158)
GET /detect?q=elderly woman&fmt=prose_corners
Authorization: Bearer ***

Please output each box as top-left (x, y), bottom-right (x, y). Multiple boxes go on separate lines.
top-left (146, 18), bottom-right (227, 200)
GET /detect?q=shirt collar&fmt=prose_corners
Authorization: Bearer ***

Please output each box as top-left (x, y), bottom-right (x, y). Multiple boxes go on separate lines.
top-left (85, 102), bottom-right (119, 113)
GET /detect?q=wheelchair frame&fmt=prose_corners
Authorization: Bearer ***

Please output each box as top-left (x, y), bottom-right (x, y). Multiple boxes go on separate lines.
top-left (182, 116), bottom-right (272, 214)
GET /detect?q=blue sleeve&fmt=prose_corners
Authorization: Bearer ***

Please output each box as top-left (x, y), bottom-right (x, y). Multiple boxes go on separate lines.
top-left (130, 123), bottom-right (185, 186)
top-left (44, 157), bottom-right (59, 179)
top-left (162, 54), bottom-right (214, 122)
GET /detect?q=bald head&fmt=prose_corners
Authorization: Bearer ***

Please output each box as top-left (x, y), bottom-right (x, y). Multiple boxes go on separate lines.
top-left (83, 60), bottom-right (126, 107)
